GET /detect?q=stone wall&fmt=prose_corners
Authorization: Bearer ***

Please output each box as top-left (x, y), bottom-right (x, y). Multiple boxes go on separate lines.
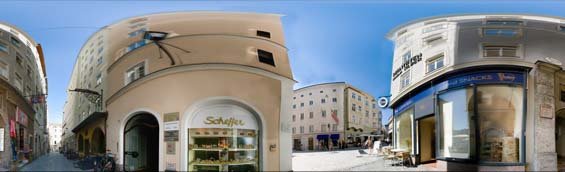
top-left (532, 61), bottom-right (559, 171)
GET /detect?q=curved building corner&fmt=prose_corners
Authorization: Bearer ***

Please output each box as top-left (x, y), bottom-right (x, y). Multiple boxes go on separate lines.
top-left (387, 14), bottom-right (565, 171)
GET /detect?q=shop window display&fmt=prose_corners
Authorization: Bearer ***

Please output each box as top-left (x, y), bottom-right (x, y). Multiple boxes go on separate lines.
top-left (188, 128), bottom-right (258, 171)
top-left (477, 85), bottom-right (522, 163)
top-left (187, 104), bottom-right (260, 171)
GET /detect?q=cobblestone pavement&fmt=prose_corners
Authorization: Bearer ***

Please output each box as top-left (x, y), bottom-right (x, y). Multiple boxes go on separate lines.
top-left (292, 149), bottom-right (432, 171)
top-left (20, 152), bottom-right (85, 171)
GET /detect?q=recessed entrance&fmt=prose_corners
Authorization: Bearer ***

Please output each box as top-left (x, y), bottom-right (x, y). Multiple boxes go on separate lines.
top-left (123, 113), bottom-right (159, 171)
top-left (92, 127), bottom-right (105, 154)
top-left (418, 116), bottom-right (436, 164)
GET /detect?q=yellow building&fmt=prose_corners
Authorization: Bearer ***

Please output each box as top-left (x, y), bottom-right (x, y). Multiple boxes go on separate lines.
top-left (62, 11), bottom-right (295, 171)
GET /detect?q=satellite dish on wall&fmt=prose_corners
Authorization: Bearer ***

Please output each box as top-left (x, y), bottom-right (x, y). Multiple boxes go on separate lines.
top-left (545, 57), bottom-right (563, 66)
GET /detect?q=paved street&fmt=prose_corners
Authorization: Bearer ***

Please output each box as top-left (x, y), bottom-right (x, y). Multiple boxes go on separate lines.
top-left (292, 149), bottom-right (430, 171)
top-left (20, 152), bottom-right (84, 171)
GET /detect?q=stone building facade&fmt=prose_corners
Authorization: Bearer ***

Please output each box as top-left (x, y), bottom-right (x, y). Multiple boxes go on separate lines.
top-left (0, 22), bottom-right (48, 170)
top-left (291, 82), bottom-right (382, 151)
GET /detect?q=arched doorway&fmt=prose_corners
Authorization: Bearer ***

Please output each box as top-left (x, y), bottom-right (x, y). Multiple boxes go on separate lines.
top-left (92, 128), bottom-right (105, 155)
top-left (123, 113), bottom-right (159, 171)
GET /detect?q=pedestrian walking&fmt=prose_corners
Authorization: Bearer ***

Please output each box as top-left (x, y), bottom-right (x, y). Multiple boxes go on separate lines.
top-left (328, 140), bottom-right (333, 151)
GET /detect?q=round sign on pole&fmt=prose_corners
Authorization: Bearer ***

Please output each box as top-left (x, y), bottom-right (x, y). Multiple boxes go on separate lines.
top-left (377, 97), bottom-right (389, 108)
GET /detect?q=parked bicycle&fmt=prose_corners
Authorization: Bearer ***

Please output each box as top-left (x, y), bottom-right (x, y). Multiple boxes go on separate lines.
top-left (94, 151), bottom-right (116, 172)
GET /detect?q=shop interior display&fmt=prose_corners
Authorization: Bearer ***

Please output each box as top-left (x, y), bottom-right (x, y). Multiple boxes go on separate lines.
top-left (188, 128), bottom-right (258, 172)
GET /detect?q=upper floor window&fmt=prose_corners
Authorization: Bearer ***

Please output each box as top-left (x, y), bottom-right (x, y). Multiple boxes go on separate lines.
top-left (300, 103), bottom-right (304, 107)
top-left (0, 42), bottom-right (8, 53)
top-left (309, 112), bottom-right (314, 119)
top-left (485, 20), bottom-right (523, 26)
top-left (0, 60), bottom-right (8, 79)
top-left (352, 93), bottom-right (356, 99)
top-left (300, 126), bottom-right (304, 134)
top-left (309, 100), bottom-right (313, 105)
top-left (483, 45), bottom-right (518, 58)
top-left (14, 73), bottom-right (23, 92)
top-left (333, 89), bottom-right (336, 92)
top-left (126, 40), bottom-right (147, 53)
top-left (352, 104), bottom-right (356, 111)
top-left (422, 24), bottom-right (447, 33)
top-left (483, 28), bottom-right (521, 37)
top-left (309, 125), bottom-right (314, 133)
top-left (427, 53), bottom-right (445, 73)
top-left (424, 34), bottom-right (444, 45)
top-left (292, 104), bottom-right (296, 109)
top-left (257, 49), bottom-right (275, 66)
top-left (321, 98), bottom-right (326, 104)
top-left (400, 71), bottom-right (411, 89)
top-left (10, 37), bottom-right (20, 47)
top-left (292, 115), bottom-right (296, 122)
top-left (96, 73), bottom-right (102, 86)
top-left (320, 90), bottom-right (324, 93)
top-left (125, 62), bottom-right (145, 85)
top-left (332, 98), bottom-right (337, 103)
top-left (16, 54), bottom-right (23, 67)
top-left (321, 110), bottom-right (327, 117)
top-left (256, 30), bottom-right (271, 38)
top-left (128, 28), bottom-right (147, 38)
top-left (559, 25), bottom-right (565, 32)
top-left (300, 113), bottom-right (304, 120)
top-left (292, 127), bottom-right (296, 134)
top-left (402, 51), bottom-right (411, 64)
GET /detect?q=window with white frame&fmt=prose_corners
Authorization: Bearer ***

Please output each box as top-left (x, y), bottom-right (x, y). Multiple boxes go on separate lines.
top-left (483, 45), bottom-right (519, 57)
top-left (0, 42), bottom-right (8, 53)
top-left (400, 71), bottom-right (411, 89)
top-left (483, 28), bottom-right (521, 37)
top-left (422, 23), bottom-right (447, 33)
top-left (96, 73), bottom-right (102, 86)
top-left (0, 60), bottom-right (9, 79)
top-left (427, 53), bottom-right (445, 73)
top-left (126, 40), bottom-right (147, 52)
top-left (485, 20), bottom-right (523, 26)
top-left (424, 34), bottom-right (444, 45)
top-left (402, 51), bottom-right (411, 64)
top-left (309, 125), bottom-right (314, 133)
top-left (300, 126), bottom-right (304, 134)
top-left (14, 73), bottom-right (23, 92)
top-left (332, 124), bottom-right (338, 131)
top-left (125, 62), bottom-right (145, 85)
top-left (320, 124), bottom-right (326, 132)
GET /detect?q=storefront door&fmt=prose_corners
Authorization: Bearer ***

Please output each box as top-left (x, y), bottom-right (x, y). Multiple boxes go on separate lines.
top-left (418, 116), bottom-right (436, 163)
top-left (123, 113), bottom-right (159, 172)
top-left (308, 138), bottom-right (313, 151)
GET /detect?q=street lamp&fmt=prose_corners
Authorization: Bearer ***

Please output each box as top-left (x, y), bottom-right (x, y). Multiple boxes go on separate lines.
top-left (143, 31), bottom-right (191, 66)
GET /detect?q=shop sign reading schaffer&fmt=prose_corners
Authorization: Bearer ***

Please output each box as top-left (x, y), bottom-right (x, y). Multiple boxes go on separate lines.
top-left (189, 105), bottom-right (258, 130)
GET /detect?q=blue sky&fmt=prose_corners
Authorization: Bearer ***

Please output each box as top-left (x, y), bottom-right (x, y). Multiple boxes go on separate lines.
top-left (1, 1), bottom-right (565, 124)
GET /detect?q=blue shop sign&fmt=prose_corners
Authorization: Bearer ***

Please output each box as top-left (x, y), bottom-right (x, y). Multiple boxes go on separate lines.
top-left (394, 71), bottom-right (524, 115)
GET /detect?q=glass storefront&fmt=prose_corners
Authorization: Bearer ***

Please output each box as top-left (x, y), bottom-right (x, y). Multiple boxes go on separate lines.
top-left (437, 84), bottom-right (523, 163)
top-left (477, 85), bottom-right (523, 163)
top-left (438, 87), bottom-right (474, 159)
top-left (395, 109), bottom-right (413, 153)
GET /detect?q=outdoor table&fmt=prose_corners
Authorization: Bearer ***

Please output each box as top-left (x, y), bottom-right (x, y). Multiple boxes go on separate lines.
top-left (390, 149), bottom-right (411, 167)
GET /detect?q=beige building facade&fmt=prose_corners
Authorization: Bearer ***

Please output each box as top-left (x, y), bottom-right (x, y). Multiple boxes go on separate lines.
top-left (63, 11), bottom-right (294, 171)
top-left (0, 22), bottom-right (48, 169)
top-left (291, 82), bottom-right (382, 151)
